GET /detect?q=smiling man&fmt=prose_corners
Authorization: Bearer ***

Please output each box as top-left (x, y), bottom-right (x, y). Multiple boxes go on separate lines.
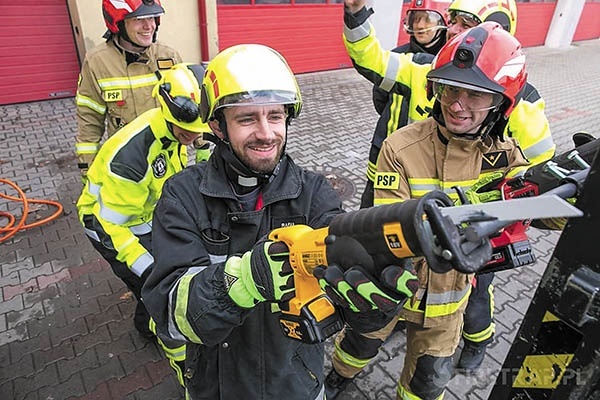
top-left (77, 63), bottom-right (210, 341)
top-left (326, 23), bottom-right (532, 400)
top-left (74, 0), bottom-right (185, 183)
top-left (212, 104), bottom-right (288, 175)
top-left (141, 44), bottom-right (348, 400)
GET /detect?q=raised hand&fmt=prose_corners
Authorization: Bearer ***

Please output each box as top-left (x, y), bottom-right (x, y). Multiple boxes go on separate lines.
top-left (344, 0), bottom-right (367, 14)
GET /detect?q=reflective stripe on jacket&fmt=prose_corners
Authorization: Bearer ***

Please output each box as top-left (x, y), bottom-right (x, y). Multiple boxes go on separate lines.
top-left (75, 38), bottom-right (181, 168)
top-left (374, 118), bottom-right (530, 326)
top-left (77, 108), bottom-right (187, 277)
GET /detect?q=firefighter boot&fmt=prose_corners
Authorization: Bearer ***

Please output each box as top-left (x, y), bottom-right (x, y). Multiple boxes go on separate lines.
top-left (324, 369), bottom-right (354, 400)
top-left (457, 340), bottom-right (487, 373)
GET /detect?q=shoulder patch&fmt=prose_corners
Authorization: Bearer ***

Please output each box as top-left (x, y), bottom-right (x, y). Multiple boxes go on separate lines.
top-left (482, 151), bottom-right (509, 170)
top-left (103, 89), bottom-right (123, 102)
top-left (152, 153), bottom-right (168, 178)
top-left (374, 172), bottom-right (400, 190)
top-left (157, 58), bottom-right (176, 70)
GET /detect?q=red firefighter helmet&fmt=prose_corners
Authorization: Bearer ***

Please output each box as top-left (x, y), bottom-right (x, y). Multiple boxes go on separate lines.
top-left (427, 21), bottom-right (526, 118)
top-left (102, 0), bottom-right (165, 34)
top-left (404, 0), bottom-right (451, 34)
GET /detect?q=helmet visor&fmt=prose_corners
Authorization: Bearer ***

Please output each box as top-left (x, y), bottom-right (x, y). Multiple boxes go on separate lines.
top-left (127, 3), bottom-right (165, 19)
top-left (433, 82), bottom-right (504, 112)
top-left (448, 10), bottom-right (481, 28)
top-left (213, 90), bottom-right (300, 114)
top-left (404, 10), bottom-right (446, 34)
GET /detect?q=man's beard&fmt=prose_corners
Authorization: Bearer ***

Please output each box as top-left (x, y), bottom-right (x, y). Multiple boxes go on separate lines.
top-left (235, 139), bottom-right (283, 174)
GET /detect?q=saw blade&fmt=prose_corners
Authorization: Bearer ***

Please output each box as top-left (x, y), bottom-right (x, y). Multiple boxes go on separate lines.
top-left (439, 195), bottom-right (583, 224)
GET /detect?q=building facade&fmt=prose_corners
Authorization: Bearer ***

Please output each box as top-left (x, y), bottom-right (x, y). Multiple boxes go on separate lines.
top-left (1, 0), bottom-right (598, 105)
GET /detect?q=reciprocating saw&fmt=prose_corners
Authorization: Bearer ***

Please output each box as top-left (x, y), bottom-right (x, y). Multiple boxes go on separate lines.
top-left (463, 136), bottom-right (598, 274)
top-left (268, 190), bottom-right (581, 343)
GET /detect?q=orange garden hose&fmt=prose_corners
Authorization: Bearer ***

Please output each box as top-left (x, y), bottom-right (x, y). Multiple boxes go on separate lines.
top-left (0, 178), bottom-right (64, 244)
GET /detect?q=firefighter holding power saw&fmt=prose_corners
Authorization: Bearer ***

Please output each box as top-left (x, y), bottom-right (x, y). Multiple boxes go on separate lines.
top-left (141, 43), bottom-right (419, 400)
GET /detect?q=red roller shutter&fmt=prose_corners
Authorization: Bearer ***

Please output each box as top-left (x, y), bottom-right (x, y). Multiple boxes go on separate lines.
top-left (0, 1), bottom-right (80, 105)
top-left (514, 3), bottom-right (556, 47)
top-left (216, 3), bottom-right (351, 74)
top-left (574, 2), bottom-right (600, 41)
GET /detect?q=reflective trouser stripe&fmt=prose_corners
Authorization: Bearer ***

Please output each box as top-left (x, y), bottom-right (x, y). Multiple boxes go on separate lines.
top-left (463, 322), bottom-right (495, 343)
top-left (150, 318), bottom-right (186, 387)
top-left (84, 227), bottom-right (100, 242)
top-left (397, 384), bottom-right (445, 400)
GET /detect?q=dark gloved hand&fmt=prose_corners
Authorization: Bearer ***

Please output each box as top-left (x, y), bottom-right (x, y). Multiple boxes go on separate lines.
top-left (224, 240), bottom-right (294, 308)
top-left (313, 264), bottom-right (418, 314)
top-left (194, 138), bottom-right (212, 164)
top-left (80, 168), bottom-right (89, 186)
top-left (463, 171), bottom-right (505, 204)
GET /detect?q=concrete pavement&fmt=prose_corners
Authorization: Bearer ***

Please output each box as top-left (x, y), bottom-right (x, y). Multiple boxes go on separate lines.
top-left (1, 39), bottom-right (599, 400)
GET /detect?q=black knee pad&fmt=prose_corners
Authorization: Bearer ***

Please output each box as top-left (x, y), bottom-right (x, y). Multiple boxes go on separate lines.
top-left (340, 328), bottom-right (383, 360)
top-left (409, 355), bottom-right (453, 400)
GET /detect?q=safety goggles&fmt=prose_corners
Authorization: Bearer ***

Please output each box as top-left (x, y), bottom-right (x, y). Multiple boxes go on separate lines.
top-left (448, 11), bottom-right (481, 29)
top-left (404, 10), bottom-right (447, 34)
top-left (433, 82), bottom-right (503, 112)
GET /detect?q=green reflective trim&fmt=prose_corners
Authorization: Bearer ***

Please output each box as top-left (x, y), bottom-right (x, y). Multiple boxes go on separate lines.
top-left (76, 94), bottom-right (106, 114)
top-left (98, 73), bottom-right (159, 90)
top-left (174, 273), bottom-right (203, 343)
top-left (334, 339), bottom-right (372, 369)
top-left (75, 143), bottom-right (100, 155)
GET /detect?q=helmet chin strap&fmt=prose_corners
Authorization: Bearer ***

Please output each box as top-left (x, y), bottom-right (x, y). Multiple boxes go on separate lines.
top-left (417, 28), bottom-right (444, 49)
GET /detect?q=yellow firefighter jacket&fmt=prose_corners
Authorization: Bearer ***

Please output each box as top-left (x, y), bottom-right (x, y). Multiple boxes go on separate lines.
top-left (76, 108), bottom-right (188, 278)
top-left (374, 118), bottom-right (530, 327)
top-left (75, 37), bottom-right (181, 170)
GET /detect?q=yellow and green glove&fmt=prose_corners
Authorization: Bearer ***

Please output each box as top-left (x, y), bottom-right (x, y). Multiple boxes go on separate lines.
top-left (463, 171), bottom-right (505, 204)
top-left (313, 264), bottom-right (418, 314)
top-left (223, 240), bottom-right (294, 308)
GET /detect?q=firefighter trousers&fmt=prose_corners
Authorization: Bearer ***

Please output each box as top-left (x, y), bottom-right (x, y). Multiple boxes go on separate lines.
top-left (331, 313), bottom-right (463, 400)
top-left (462, 272), bottom-right (495, 346)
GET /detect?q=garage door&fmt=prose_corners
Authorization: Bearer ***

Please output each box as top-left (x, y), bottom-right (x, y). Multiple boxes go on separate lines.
top-left (0, 1), bottom-right (80, 105)
top-left (216, 1), bottom-right (350, 74)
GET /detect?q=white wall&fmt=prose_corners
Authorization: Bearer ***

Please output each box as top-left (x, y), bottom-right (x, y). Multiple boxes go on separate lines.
top-left (545, 0), bottom-right (586, 48)
top-left (371, 0), bottom-right (402, 50)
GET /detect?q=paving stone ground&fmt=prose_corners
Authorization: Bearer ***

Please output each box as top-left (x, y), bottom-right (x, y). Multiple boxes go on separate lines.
top-left (0, 39), bottom-right (599, 400)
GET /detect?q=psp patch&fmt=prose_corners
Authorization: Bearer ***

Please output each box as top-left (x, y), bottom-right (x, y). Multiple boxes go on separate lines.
top-left (152, 154), bottom-right (168, 178)
top-left (374, 172), bottom-right (400, 190)
top-left (103, 89), bottom-right (123, 102)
